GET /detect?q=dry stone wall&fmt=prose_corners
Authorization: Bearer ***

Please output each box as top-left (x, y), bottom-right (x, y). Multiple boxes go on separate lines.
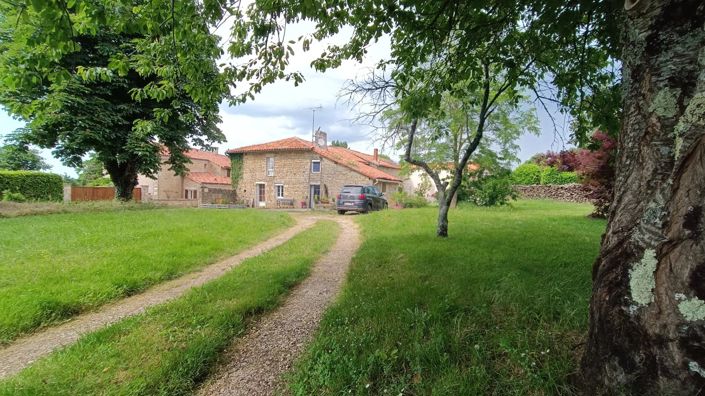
top-left (514, 184), bottom-right (591, 203)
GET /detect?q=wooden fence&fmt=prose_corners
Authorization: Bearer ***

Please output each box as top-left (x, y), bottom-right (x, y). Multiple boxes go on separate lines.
top-left (70, 186), bottom-right (142, 201)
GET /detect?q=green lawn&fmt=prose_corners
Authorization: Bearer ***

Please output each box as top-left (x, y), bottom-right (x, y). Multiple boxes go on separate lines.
top-left (0, 220), bottom-right (339, 396)
top-left (289, 200), bottom-right (606, 395)
top-left (0, 208), bottom-right (293, 344)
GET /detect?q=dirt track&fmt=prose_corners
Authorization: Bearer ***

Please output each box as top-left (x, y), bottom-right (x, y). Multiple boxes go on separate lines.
top-left (196, 215), bottom-right (361, 396)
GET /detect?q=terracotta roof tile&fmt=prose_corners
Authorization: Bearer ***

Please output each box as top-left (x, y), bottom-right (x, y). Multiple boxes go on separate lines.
top-left (316, 146), bottom-right (401, 182)
top-left (227, 137), bottom-right (402, 182)
top-left (226, 137), bottom-right (314, 154)
top-left (184, 149), bottom-right (231, 169)
top-left (186, 172), bottom-right (231, 185)
top-left (345, 149), bottom-right (401, 169)
top-left (160, 146), bottom-right (232, 169)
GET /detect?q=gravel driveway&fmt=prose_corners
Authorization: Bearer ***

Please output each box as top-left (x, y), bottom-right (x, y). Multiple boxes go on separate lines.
top-left (196, 215), bottom-right (361, 396)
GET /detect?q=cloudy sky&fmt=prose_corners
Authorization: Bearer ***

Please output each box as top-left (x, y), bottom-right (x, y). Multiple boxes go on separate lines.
top-left (0, 20), bottom-right (573, 177)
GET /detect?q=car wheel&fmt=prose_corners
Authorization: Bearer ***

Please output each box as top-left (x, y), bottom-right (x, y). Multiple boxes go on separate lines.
top-left (364, 203), bottom-right (372, 213)
top-left (337, 210), bottom-right (345, 215)
top-left (383, 202), bottom-right (388, 210)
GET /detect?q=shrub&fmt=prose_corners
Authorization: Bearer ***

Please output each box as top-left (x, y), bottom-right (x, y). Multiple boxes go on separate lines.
top-left (466, 176), bottom-right (516, 206)
top-left (576, 131), bottom-right (617, 218)
top-left (556, 171), bottom-right (580, 184)
top-left (2, 190), bottom-right (27, 202)
top-left (0, 171), bottom-right (63, 201)
top-left (391, 191), bottom-right (429, 208)
top-left (531, 150), bottom-right (579, 171)
top-left (540, 167), bottom-right (578, 185)
top-left (539, 166), bottom-right (561, 185)
top-left (87, 177), bottom-right (113, 187)
top-left (511, 163), bottom-right (542, 185)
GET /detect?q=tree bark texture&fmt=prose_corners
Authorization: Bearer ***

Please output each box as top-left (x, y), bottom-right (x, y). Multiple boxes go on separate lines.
top-left (580, 1), bottom-right (705, 395)
top-left (436, 189), bottom-right (450, 237)
top-left (106, 160), bottom-right (138, 201)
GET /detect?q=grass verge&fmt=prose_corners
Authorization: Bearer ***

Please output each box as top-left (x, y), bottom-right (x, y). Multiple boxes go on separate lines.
top-left (0, 220), bottom-right (339, 396)
top-left (0, 209), bottom-right (293, 344)
top-left (0, 200), bottom-right (164, 218)
top-left (288, 200), bottom-right (606, 395)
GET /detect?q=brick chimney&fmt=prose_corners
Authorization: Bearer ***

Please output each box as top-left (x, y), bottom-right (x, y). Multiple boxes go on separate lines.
top-left (314, 129), bottom-right (327, 149)
top-left (373, 148), bottom-right (379, 162)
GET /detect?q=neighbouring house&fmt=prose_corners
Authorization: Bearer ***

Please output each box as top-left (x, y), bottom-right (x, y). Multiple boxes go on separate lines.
top-left (137, 148), bottom-right (234, 205)
top-left (227, 130), bottom-right (402, 208)
top-left (403, 162), bottom-right (480, 202)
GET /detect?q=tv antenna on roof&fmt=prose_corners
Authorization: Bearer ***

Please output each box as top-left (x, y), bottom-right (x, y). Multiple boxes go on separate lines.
top-left (309, 105), bottom-right (322, 142)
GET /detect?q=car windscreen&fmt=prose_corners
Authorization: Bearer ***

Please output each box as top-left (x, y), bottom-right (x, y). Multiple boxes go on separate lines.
top-left (341, 186), bottom-right (362, 194)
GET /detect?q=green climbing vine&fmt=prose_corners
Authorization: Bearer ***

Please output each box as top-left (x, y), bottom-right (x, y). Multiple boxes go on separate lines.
top-left (230, 153), bottom-right (243, 191)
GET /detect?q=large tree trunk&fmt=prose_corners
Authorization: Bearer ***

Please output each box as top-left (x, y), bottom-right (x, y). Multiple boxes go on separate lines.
top-left (579, 1), bottom-right (705, 395)
top-left (106, 160), bottom-right (138, 201)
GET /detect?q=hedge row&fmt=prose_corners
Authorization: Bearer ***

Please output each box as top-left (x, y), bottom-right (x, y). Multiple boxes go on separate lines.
top-left (0, 171), bottom-right (63, 201)
top-left (511, 163), bottom-right (579, 185)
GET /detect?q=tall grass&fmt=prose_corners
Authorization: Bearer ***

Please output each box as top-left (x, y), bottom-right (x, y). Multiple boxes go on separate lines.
top-left (0, 200), bottom-right (163, 218)
top-left (289, 200), bottom-right (606, 395)
top-left (0, 220), bottom-right (339, 396)
top-left (0, 209), bottom-right (292, 343)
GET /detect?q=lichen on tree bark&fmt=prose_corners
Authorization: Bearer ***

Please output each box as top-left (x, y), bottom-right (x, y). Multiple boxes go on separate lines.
top-left (579, 1), bottom-right (705, 394)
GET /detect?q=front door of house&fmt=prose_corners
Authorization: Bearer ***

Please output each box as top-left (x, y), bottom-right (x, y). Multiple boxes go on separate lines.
top-left (256, 183), bottom-right (266, 207)
top-left (309, 184), bottom-right (320, 209)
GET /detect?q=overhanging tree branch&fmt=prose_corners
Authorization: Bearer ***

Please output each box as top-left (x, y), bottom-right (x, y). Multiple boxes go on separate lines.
top-left (403, 119), bottom-right (444, 191)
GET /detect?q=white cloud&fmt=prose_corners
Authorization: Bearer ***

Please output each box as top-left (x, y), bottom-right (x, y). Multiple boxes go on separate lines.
top-left (0, 10), bottom-right (570, 177)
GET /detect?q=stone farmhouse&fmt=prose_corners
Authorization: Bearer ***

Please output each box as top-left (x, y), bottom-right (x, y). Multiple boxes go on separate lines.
top-left (403, 162), bottom-right (480, 202)
top-left (137, 148), bottom-right (234, 205)
top-left (227, 131), bottom-right (402, 208)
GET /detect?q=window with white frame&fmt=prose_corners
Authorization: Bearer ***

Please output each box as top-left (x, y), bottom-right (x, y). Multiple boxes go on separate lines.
top-left (275, 184), bottom-right (284, 198)
top-left (266, 157), bottom-right (275, 176)
top-left (311, 160), bottom-right (321, 173)
top-left (184, 189), bottom-right (198, 200)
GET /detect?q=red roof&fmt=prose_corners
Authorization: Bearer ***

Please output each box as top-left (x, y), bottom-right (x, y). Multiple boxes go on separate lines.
top-left (160, 146), bottom-right (231, 169)
top-left (227, 137), bottom-right (401, 182)
top-left (226, 137), bottom-right (313, 154)
top-left (184, 149), bottom-right (231, 169)
top-left (318, 146), bottom-right (401, 182)
top-left (345, 149), bottom-right (401, 169)
top-left (186, 172), bottom-right (231, 185)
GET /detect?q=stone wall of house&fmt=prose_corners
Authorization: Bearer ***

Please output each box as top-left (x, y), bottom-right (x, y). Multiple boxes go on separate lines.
top-left (237, 150), bottom-right (372, 208)
top-left (138, 155), bottom-right (231, 201)
top-left (238, 151), bottom-right (313, 208)
top-left (320, 157), bottom-right (371, 205)
top-left (377, 165), bottom-right (400, 178)
top-left (182, 177), bottom-right (200, 201)
top-left (151, 199), bottom-right (199, 207)
top-left (156, 168), bottom-right (185, 200)
top-left (375, 180), bottom-right (402, 194)
top-left (201, 186), bottom-right (237, 204)
top-left (190, 158), bottom-right (230, 178)
top-left (514, 184), bottom-right (592, 203)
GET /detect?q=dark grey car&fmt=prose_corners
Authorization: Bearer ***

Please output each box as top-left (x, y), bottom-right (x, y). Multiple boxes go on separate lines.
top-left (336, 185), bottom-right (387, 214)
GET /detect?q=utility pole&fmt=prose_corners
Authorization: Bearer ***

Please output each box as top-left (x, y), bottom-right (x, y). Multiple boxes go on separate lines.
top-left (309, 105), bottom-right (322, 142)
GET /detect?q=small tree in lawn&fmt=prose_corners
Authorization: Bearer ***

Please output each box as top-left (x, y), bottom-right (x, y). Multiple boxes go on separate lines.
top-left (377, 83), bottom-right (537, 236)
